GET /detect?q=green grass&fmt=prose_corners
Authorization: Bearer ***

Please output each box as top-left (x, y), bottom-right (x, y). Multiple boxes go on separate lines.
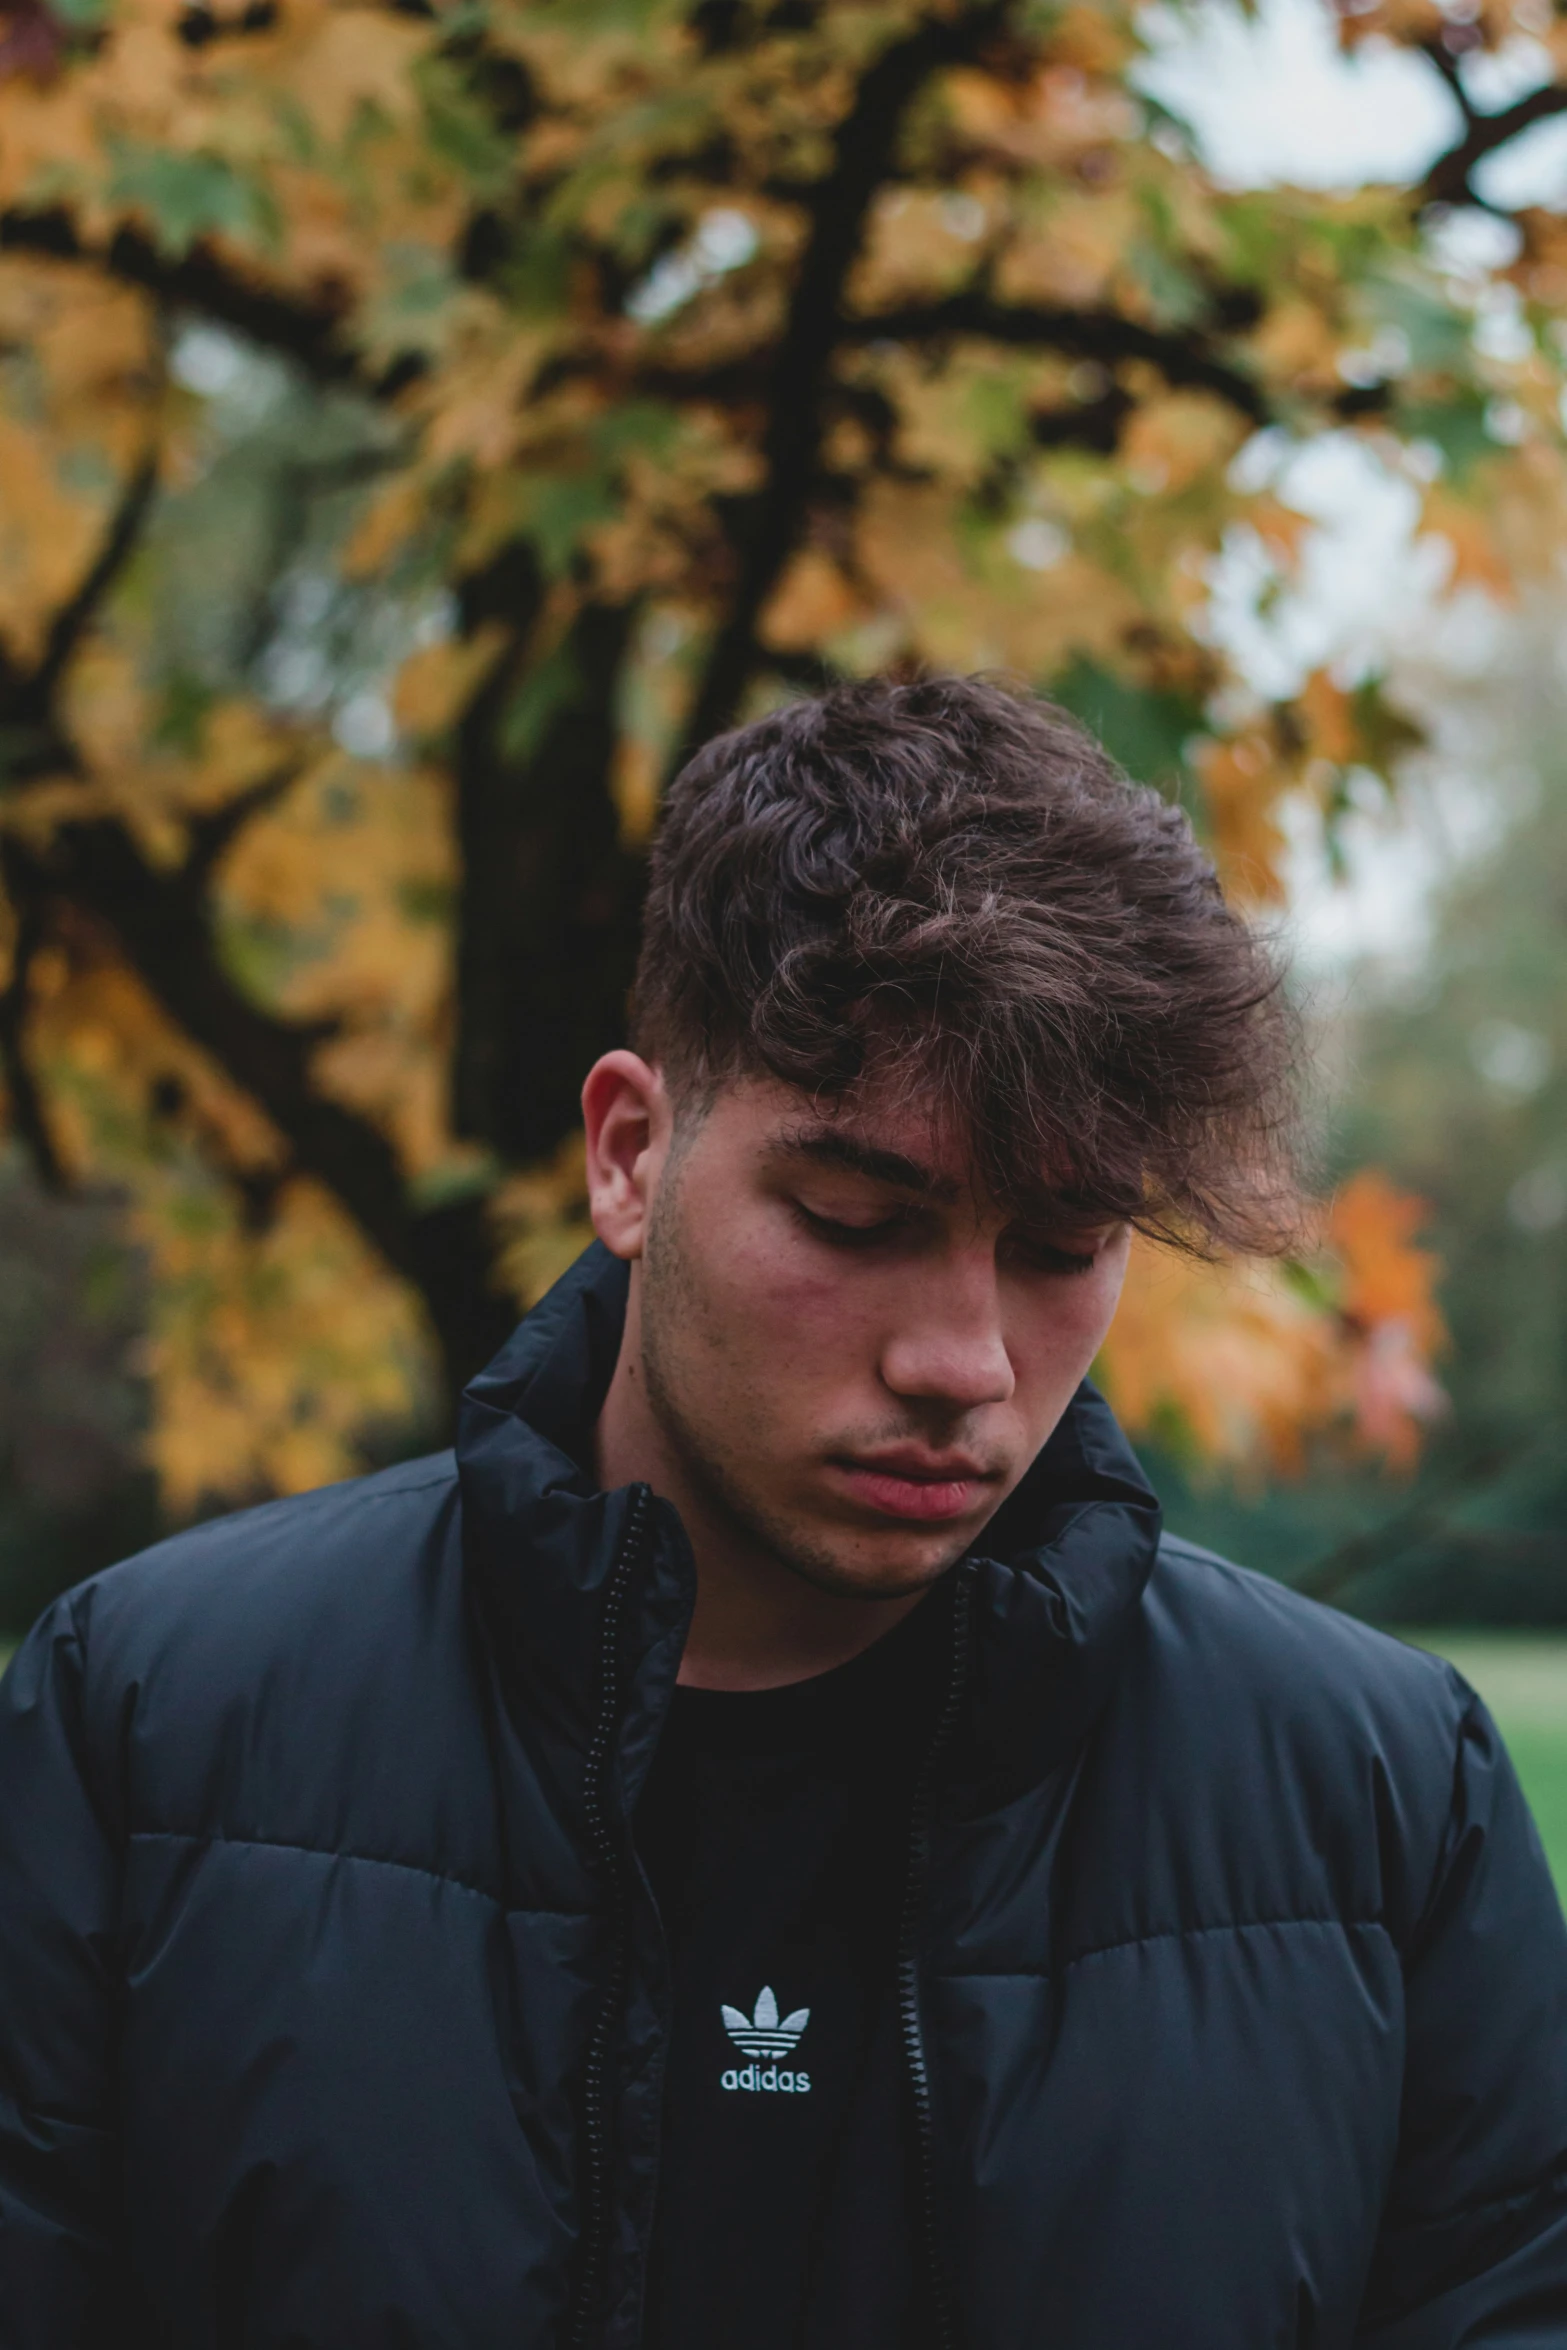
top-left (1406, 1634), bottom-right (1567, 1903)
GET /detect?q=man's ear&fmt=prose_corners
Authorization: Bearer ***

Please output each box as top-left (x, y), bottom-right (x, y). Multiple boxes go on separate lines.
top-left (582, 1051), bottom-right (668, 1261)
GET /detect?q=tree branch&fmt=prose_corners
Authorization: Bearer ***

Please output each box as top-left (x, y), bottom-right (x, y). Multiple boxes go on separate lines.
top-left (1418, 33), bottom-right (1477, 125)
top-left (0, 447), bottom-right (161, 783)
top-left (0, 852), bottom-right (69, 1194)
top-left (761, 645), bottom-right (846, 693)
top-left (838, 295), bottom-right (1269, 424)
top-left (453, 579), bottom-right (644, 1163)
top-left (1289, 1436), bottom-right (1524, 1605)
top-left (0, 415), bottom-right (511, 1387)
top-left (184, 761), bottom-right (306, 886)
top-left (6, 817), bottom-right (515, 1389)
top-left (675, 6), bottom-right (1008, 765)
top-left (1421, 72), bottom-right (1567, 208)
top-left (33, 451), bottom-right (159, 710)
top-left (1030, 385), bottom-right (1133, 454)
top-left (0, 206), bottom-right (371, 388)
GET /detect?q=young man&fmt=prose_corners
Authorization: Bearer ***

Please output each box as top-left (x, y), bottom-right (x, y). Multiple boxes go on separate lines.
top-left (1, 676), bottom-right (1564, 2349)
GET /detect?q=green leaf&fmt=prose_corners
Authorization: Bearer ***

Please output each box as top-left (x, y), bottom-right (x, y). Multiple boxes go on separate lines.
top-left (500, 231), bottom-right (574, 322)
top-left (965, 369), bottom-right (1034, 463)
top-left (408, 1153), bottom-right (501, 1210)
top-left (415, 57), bottom-right (516, 197)
top-left (517, 472), bottom-right (620, 577)
top-left (1350, 675), bottom-right (1424, 772)
top-left (152, 670), bottom-right (216, 756)
top-left (1282, 1257), bottom-right (1338, 1312)
top-left (591, 400), bottom-right (682, 461)
top-left (1397, 391), bottom-right (1494, 482)
top-left (1048, 656), bottom-right (1206, 792)
top-left (1365, 269), bottom-right (1475, 377)
top-left (526, 0), bottom-right (688, 30)
top-left (358, 242), bottom-right (464, 364)
top-left (543, 89), bottom-right (719, 235)
top-left (106, 143), bottom-right (278, 260)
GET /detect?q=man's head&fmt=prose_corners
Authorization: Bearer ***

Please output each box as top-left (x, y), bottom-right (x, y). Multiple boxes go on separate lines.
top-left (585, 674), bottom-right (1298, 1604)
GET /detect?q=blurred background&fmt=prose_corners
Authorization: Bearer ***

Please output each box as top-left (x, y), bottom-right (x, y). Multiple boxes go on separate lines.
top-left (0, 0), bottom-right (1562, 1879)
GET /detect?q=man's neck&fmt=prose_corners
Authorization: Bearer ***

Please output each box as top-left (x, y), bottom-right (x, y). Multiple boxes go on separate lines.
top-left (594, 1293), bottom-right (922, 1694)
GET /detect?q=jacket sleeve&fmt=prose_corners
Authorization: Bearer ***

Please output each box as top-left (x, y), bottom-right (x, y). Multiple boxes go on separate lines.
top-left (0, 1591), bottom-right (121, 2344)
top-left (1357, 1683), bottom-right (1567, 2347)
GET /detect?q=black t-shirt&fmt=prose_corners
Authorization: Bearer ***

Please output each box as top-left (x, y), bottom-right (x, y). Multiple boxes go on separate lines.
top-left (636, 1597), bottom-right (945, 2350)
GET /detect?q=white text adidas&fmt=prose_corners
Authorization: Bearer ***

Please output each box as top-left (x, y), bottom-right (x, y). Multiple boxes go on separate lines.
top-left (721, 2060), bottom-right (811, 2094)
top-left (720, 1987), bottom-right (811, 2095)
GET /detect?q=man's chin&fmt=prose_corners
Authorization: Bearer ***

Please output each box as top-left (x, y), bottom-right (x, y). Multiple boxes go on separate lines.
top-left (668, 1433), bottom-right (983, 1602)
top-left (776, 1526), bottom-right (973, 1604)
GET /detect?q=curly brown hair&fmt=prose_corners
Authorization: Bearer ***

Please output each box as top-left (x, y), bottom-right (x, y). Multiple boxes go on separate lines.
top-left (630, 674), bottom-right (1303, 1255)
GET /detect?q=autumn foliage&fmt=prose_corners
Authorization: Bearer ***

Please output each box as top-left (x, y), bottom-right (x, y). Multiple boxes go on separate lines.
top-left (0, 0), bottom-right (1556, 1508)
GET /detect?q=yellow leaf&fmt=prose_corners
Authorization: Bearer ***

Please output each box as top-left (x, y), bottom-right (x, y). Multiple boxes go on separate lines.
top-left (760, 549), bottom-right (864, 650)
top-left (1119, 393), bottom-right (1247, 496)
top-left (1421, 489), bottom-right (1516, 599)
top-left (392, 625), bottom-right (507, 737)
top-left (1192, 731), bottom-right (1290, 904)
top-left (1297, 669), bottom-right (1356, 765)
top-left (1327, 1170), bottom-right (1444, 1350)
top-left (1099, 1238), bottom-right (1336, 1478)
top-left (284, 9), bottom-right (430, 148)
top-left (341, 472), bottom-right (431, 578)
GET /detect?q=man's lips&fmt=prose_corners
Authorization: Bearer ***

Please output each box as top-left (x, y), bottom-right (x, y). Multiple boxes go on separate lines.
top-left (828, 1451), bottom-right (998, 1524)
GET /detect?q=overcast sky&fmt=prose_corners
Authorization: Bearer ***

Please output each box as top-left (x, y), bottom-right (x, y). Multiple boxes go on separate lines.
top-left (1142, 0), bottom-right (1567, 199)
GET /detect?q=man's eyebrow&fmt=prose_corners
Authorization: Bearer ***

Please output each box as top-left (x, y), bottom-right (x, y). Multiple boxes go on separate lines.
top-left (773, 1125), bottom-right (962, 1202)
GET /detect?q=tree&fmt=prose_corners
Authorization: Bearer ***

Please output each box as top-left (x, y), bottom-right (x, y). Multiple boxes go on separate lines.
top-left (0, 0), bottom-right (1557, 1508)
top-left (1321, 623), bottom-right (1567, 1618)
top-left (1150, 604), bottom-right (1567, 1623)
top-left (0, 1145), bottom-right (154, 1628)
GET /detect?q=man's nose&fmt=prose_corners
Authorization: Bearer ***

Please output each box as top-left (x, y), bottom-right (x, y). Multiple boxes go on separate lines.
top-left (879, 1250), bottom-right (1016, 1409)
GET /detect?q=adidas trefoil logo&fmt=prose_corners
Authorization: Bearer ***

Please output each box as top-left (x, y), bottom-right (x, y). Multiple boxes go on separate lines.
top-left (720, 1987), bottom-right (812, 2095)
top-left (722, 1986), bottom-right (809, 2058)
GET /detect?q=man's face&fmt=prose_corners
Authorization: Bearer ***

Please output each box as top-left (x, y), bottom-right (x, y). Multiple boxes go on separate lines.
top-left (628, 1072), bottom-right (1130, 1600)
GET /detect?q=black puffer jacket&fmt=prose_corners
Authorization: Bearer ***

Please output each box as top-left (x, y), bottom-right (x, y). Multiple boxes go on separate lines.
top-left (2, 1243), bottom-right (1565, 2348)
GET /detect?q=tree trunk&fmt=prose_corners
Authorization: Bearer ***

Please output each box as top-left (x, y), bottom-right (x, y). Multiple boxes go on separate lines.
top-left (454, 584), bottom-right (645, 1163)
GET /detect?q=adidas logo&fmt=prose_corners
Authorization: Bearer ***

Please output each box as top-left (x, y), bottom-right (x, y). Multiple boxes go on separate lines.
top-left (720, 1987), bottom-right (811, 2095)
top-left (721, 1987), bottom-right (809, 2059)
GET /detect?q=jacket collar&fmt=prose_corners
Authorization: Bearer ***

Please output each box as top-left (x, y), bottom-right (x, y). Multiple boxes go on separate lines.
top-left (956, 1373), bottom-right (1162, 1793)
top-left (457, 1241), bottom-right (1161, 1804)
top-left (458, 1244), bottom-right (689, 1815)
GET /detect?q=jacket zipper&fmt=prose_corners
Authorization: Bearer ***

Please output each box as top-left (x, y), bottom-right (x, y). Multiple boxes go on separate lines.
top-left (567, 1484), bottom-right (652, 2350)
top-left (897, 1563), bottom-right (975, 2350)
